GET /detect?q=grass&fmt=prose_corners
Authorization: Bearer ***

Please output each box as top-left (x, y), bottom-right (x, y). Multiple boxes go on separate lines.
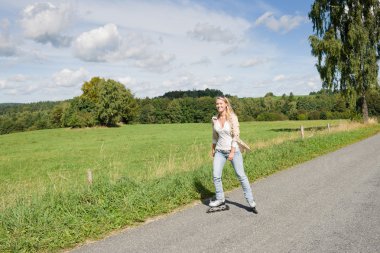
top-left (0, 120), bottom-right (379, 252)
top-left (0, 120), bottom-right (341, 209)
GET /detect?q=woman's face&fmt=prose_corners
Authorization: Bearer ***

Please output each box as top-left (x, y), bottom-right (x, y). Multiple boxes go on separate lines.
top-left (216, 99), bottom-right (227, 113)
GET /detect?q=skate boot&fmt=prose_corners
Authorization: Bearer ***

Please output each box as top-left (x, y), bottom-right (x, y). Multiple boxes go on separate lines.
top-left (249, 200), bottom-right (258, 214)
top-left (207, 198), bottom-right (229, 213)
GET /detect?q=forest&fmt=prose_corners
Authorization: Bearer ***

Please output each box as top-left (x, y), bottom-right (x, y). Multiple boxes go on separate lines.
top-left (1, 77), bottom-right (380, 135)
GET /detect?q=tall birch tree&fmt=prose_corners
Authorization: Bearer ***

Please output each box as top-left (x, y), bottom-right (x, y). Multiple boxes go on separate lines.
top-left (309, 0), bottom-right (380, 122)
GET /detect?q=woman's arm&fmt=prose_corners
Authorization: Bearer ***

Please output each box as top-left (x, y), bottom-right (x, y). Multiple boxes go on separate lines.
top-left (228, 114), bottom-right (240, 160)
top-left (212, 117), bottom-right (218, 156)
top-left (230, 114), bottom-right (240, 147)
top-left (212, 143), bottom-right (216, 157)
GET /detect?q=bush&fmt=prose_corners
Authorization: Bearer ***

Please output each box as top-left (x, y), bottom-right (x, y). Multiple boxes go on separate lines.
top-left (68, 111), bottom-right (97, 128)
top-left (320, 111), bottom-right (327, 120)
top-left (308, 111), bottom-right (320, 120)
top-left (297, 113), bottom-right (308, 120)
top-left (61, 97), bottom-right (97, 127)
top-left (326, 111), bottom-right (334, 119)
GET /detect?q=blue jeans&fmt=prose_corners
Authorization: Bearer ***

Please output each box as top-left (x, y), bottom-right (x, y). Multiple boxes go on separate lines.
top-left (213, 149), bottom-right (254, 203)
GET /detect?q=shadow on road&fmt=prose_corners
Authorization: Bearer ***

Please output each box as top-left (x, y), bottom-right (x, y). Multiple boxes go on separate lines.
top-left (193, 179), bottom-right (252, 212)
top-left (225, 199), bottom-right (252, 212)
top-left (193, 179), bottom-right (213, 205)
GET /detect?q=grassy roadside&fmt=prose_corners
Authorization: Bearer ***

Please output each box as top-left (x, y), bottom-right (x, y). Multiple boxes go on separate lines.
top-left (0, 120), bottom-right (343, 210)
top-left (0, 123), bottom-right (379, 252)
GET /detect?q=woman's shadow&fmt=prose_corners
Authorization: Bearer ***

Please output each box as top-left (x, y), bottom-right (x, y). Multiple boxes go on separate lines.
top-left (193, 179), bottom-right (252, 212)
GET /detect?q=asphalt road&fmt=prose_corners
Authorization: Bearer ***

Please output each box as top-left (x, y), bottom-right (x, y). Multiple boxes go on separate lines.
top-left (71, 134), bottom-right (380, 253)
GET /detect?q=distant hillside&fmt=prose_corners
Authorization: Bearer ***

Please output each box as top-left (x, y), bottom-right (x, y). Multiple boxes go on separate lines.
top-left (159, 88), bottom-right (225, 99)
top-left (0, 101), bottom-right (65, 115)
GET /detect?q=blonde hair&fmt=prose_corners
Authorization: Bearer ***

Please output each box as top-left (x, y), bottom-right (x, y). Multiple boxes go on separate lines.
top-left (216, 96), bottom-right (235, 120)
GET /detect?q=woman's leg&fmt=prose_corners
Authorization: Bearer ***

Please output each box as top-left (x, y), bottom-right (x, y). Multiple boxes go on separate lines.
top-left (213, 151), bottom-right (227, 200)
top-left (230, 151), bottom-right (254, 203)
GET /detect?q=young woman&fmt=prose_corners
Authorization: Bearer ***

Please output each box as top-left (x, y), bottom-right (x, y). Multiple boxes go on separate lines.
top-left (210, 96), bottom-right (257, 212)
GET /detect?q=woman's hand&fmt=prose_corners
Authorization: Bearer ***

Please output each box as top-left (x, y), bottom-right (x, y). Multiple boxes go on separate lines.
top-left (227, 151), bottom-right (234, 161)
top-left (211, 149), bottom-right (216, 157)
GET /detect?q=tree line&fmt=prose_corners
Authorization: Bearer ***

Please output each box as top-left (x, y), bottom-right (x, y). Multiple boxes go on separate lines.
top-left (1, 77), bottom-right (380, 135)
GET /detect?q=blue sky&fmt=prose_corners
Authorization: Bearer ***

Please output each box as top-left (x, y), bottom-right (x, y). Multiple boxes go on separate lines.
top-left (0, 0), bottom-right (320, 103)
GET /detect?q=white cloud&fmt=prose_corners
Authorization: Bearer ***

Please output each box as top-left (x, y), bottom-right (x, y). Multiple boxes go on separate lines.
top-left (0, 75), bottom-right (41, 96)
top-left (21, 84), bottom-right (40, 95)
top-left (0, 19), bottom-right (16, 56)
top-left (0, 75), bottom-right (28, 90)
top-left (162, 74), bottom-right (194, 90)
top-left (306, 76), bottom-right (321, 89)
top-left (5, 89), bottom-right (18, 95)
top-left (8, 74), bottom-right (27, 82)
top-left (73, 23), bottom-right (175, 71)
top-left (255, 12), bottom-right (307, 33)
top-left (162, 73), bottom-right (234, 91)
top-left (273, 74), bottom-right (287, 82)
top-left (134, 53), bottom-right (175, 72)
top-left (78, 1), bottom-right (251, 38)
top-left (188, 23), bottom-right (237, 44)
top-left (117, 76), bottom-right (136, 87)
top-left (0, 79), bottom-right (7, 89)
top-left (117, 76), bottom-right (141, 91)
top-left (191, 56), bottom-right (212, 65)
top-left (75, 1), bottom-right (251, 64)
top-left (1, 0), bottom-right (318, 102)
top-left (240, 58), bottom-right (268, 68)
top-left (52, 67), bottom-right (89, 87)
top-left (73, 24), bottom-right (122, 62)
top-left (204, 75), bottom-right (233, 86)
top-left (273, 74), bottom-right (321, 95)
top-left (20, 2), bottom-right (72, 47)
top-left (221, 46), bottom-right (239, 56)
top-left (116, 76), bottom-right (157, 97)
top-left (0, 19), bottom-right (9, 31)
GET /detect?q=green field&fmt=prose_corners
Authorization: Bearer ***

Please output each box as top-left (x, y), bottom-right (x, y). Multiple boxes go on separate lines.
top-left (0, 120), bottom-right (345, 208)
top-left (0, 120), bottom-right (379, 252)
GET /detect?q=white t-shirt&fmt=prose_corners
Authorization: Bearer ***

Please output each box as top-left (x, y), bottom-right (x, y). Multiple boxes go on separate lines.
top-left (212, 119), bottom-right (238, 151)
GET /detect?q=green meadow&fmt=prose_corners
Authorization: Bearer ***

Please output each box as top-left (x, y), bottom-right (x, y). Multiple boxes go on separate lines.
top-left (0, 120), bottom-right (379, 252)
top-left (0, 120), bottom-right (341, 208)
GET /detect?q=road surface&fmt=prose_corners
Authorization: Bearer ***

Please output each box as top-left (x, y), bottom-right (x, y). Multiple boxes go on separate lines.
top-left (71, 134), bottom-right (380, 253)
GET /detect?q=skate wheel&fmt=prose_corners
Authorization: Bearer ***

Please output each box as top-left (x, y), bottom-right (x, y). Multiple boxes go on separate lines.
top-left (206, 204), bottom-right (230, 213)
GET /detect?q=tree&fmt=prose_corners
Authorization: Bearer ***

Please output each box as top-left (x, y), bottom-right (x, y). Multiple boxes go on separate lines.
top-left (288, 92), bottom-right (295, 102)
top-left (50, 102), bottom-right (69, 127)
top-left (139, 104), bottom-right (156, 124)
top-left (161, 88), bottom-right (224, 99)
top-left (264, 92), bottom-right (274, 97)
top-left (94, 79), bottom-right (138, 126)
top-left (62, 77), bottom-right (138, 127)
top-left (61, 97), bottom-right (97, 127)
top-left (309, 0), bottom-right (380, 122)
top-left (366, 88), bottom-right (380, 116)
top-left (81, 77), bottom-right (102, 104)
top-left (196, 96), bottom-right (215, 122)
top-left (167, 99), bottom-right (182, 123)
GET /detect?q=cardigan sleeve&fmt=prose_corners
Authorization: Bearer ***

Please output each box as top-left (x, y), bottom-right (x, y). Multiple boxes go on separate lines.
top-left (230, 114), bottom-right (240, 148)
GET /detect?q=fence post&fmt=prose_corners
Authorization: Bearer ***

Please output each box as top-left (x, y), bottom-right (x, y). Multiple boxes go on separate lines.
top-left (327, 123), bottom-right (331, 133)
top-left (87, 170), bottom-right (93, 185)
top-left (300, 125), bottom-right (304, 139)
